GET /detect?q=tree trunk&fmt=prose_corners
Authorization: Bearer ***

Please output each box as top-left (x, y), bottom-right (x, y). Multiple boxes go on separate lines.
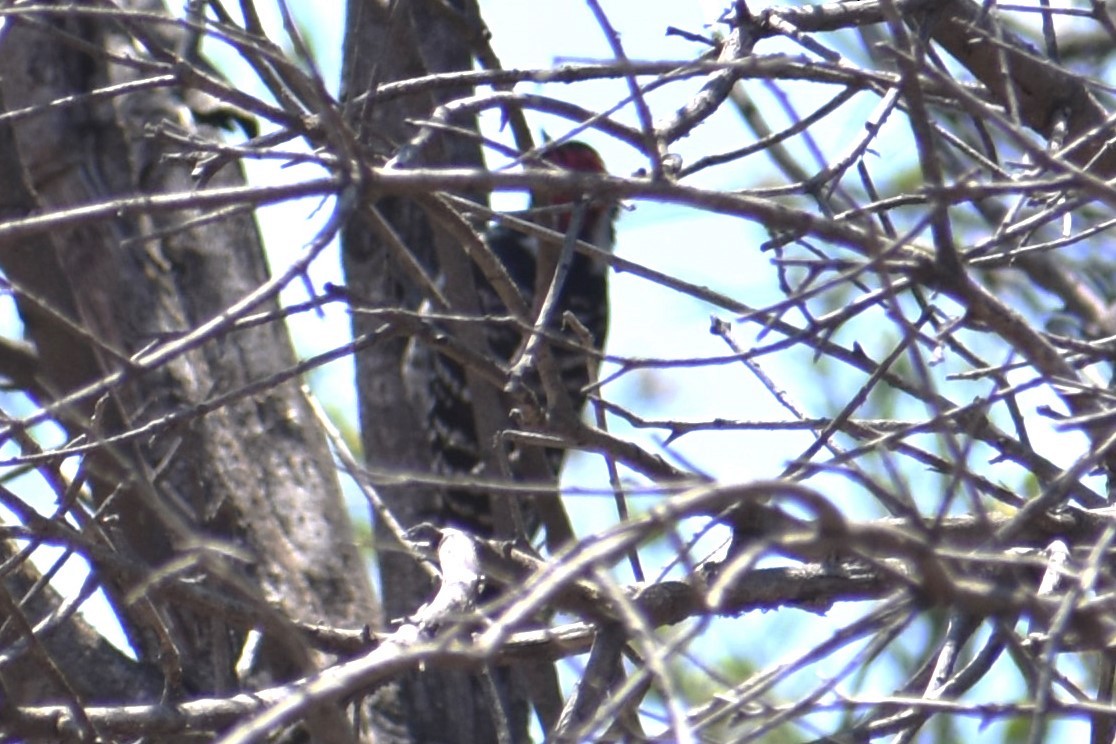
top-left (341, 1), bottom-right (532, 741)
top-left (0, 4), bottom-right (377, 740)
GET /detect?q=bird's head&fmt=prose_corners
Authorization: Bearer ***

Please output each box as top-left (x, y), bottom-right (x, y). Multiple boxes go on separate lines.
top-left (530, 141), bottom-right (615, 250)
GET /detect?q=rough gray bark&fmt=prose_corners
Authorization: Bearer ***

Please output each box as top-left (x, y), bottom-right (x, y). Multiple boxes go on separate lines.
top-left (0, 4), bottom-right (377, 741)
top-left (340, 1), bottom-right (533, 742)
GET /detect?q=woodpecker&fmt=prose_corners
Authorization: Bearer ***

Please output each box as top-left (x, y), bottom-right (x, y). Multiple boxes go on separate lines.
top-left (411, 141), bottom-right (616, 539)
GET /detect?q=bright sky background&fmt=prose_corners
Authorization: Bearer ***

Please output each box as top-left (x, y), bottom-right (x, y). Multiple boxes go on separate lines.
top-left (3, 1), bottom-right (1099, 739)
top-left (232, 1), bottom-right (823, 521)
top-left (252, 0), bottom-right (823, 485)
top-left (234, 4), bottom-right (1093, 740)
top-left (231, 4), bottom-right (1102, 740)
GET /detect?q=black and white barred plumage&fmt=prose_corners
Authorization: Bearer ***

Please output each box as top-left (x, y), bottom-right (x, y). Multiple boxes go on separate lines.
top-left (409, 142), bottom-right (615, 538)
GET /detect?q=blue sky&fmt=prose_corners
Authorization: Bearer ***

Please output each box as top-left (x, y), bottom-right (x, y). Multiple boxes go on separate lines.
top-left (247, 0), bottom-right (813, 485)
top-left (234, 4), bottom-right (1103, 739)
top-left (4, 1), bottom-right (1098, 739)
